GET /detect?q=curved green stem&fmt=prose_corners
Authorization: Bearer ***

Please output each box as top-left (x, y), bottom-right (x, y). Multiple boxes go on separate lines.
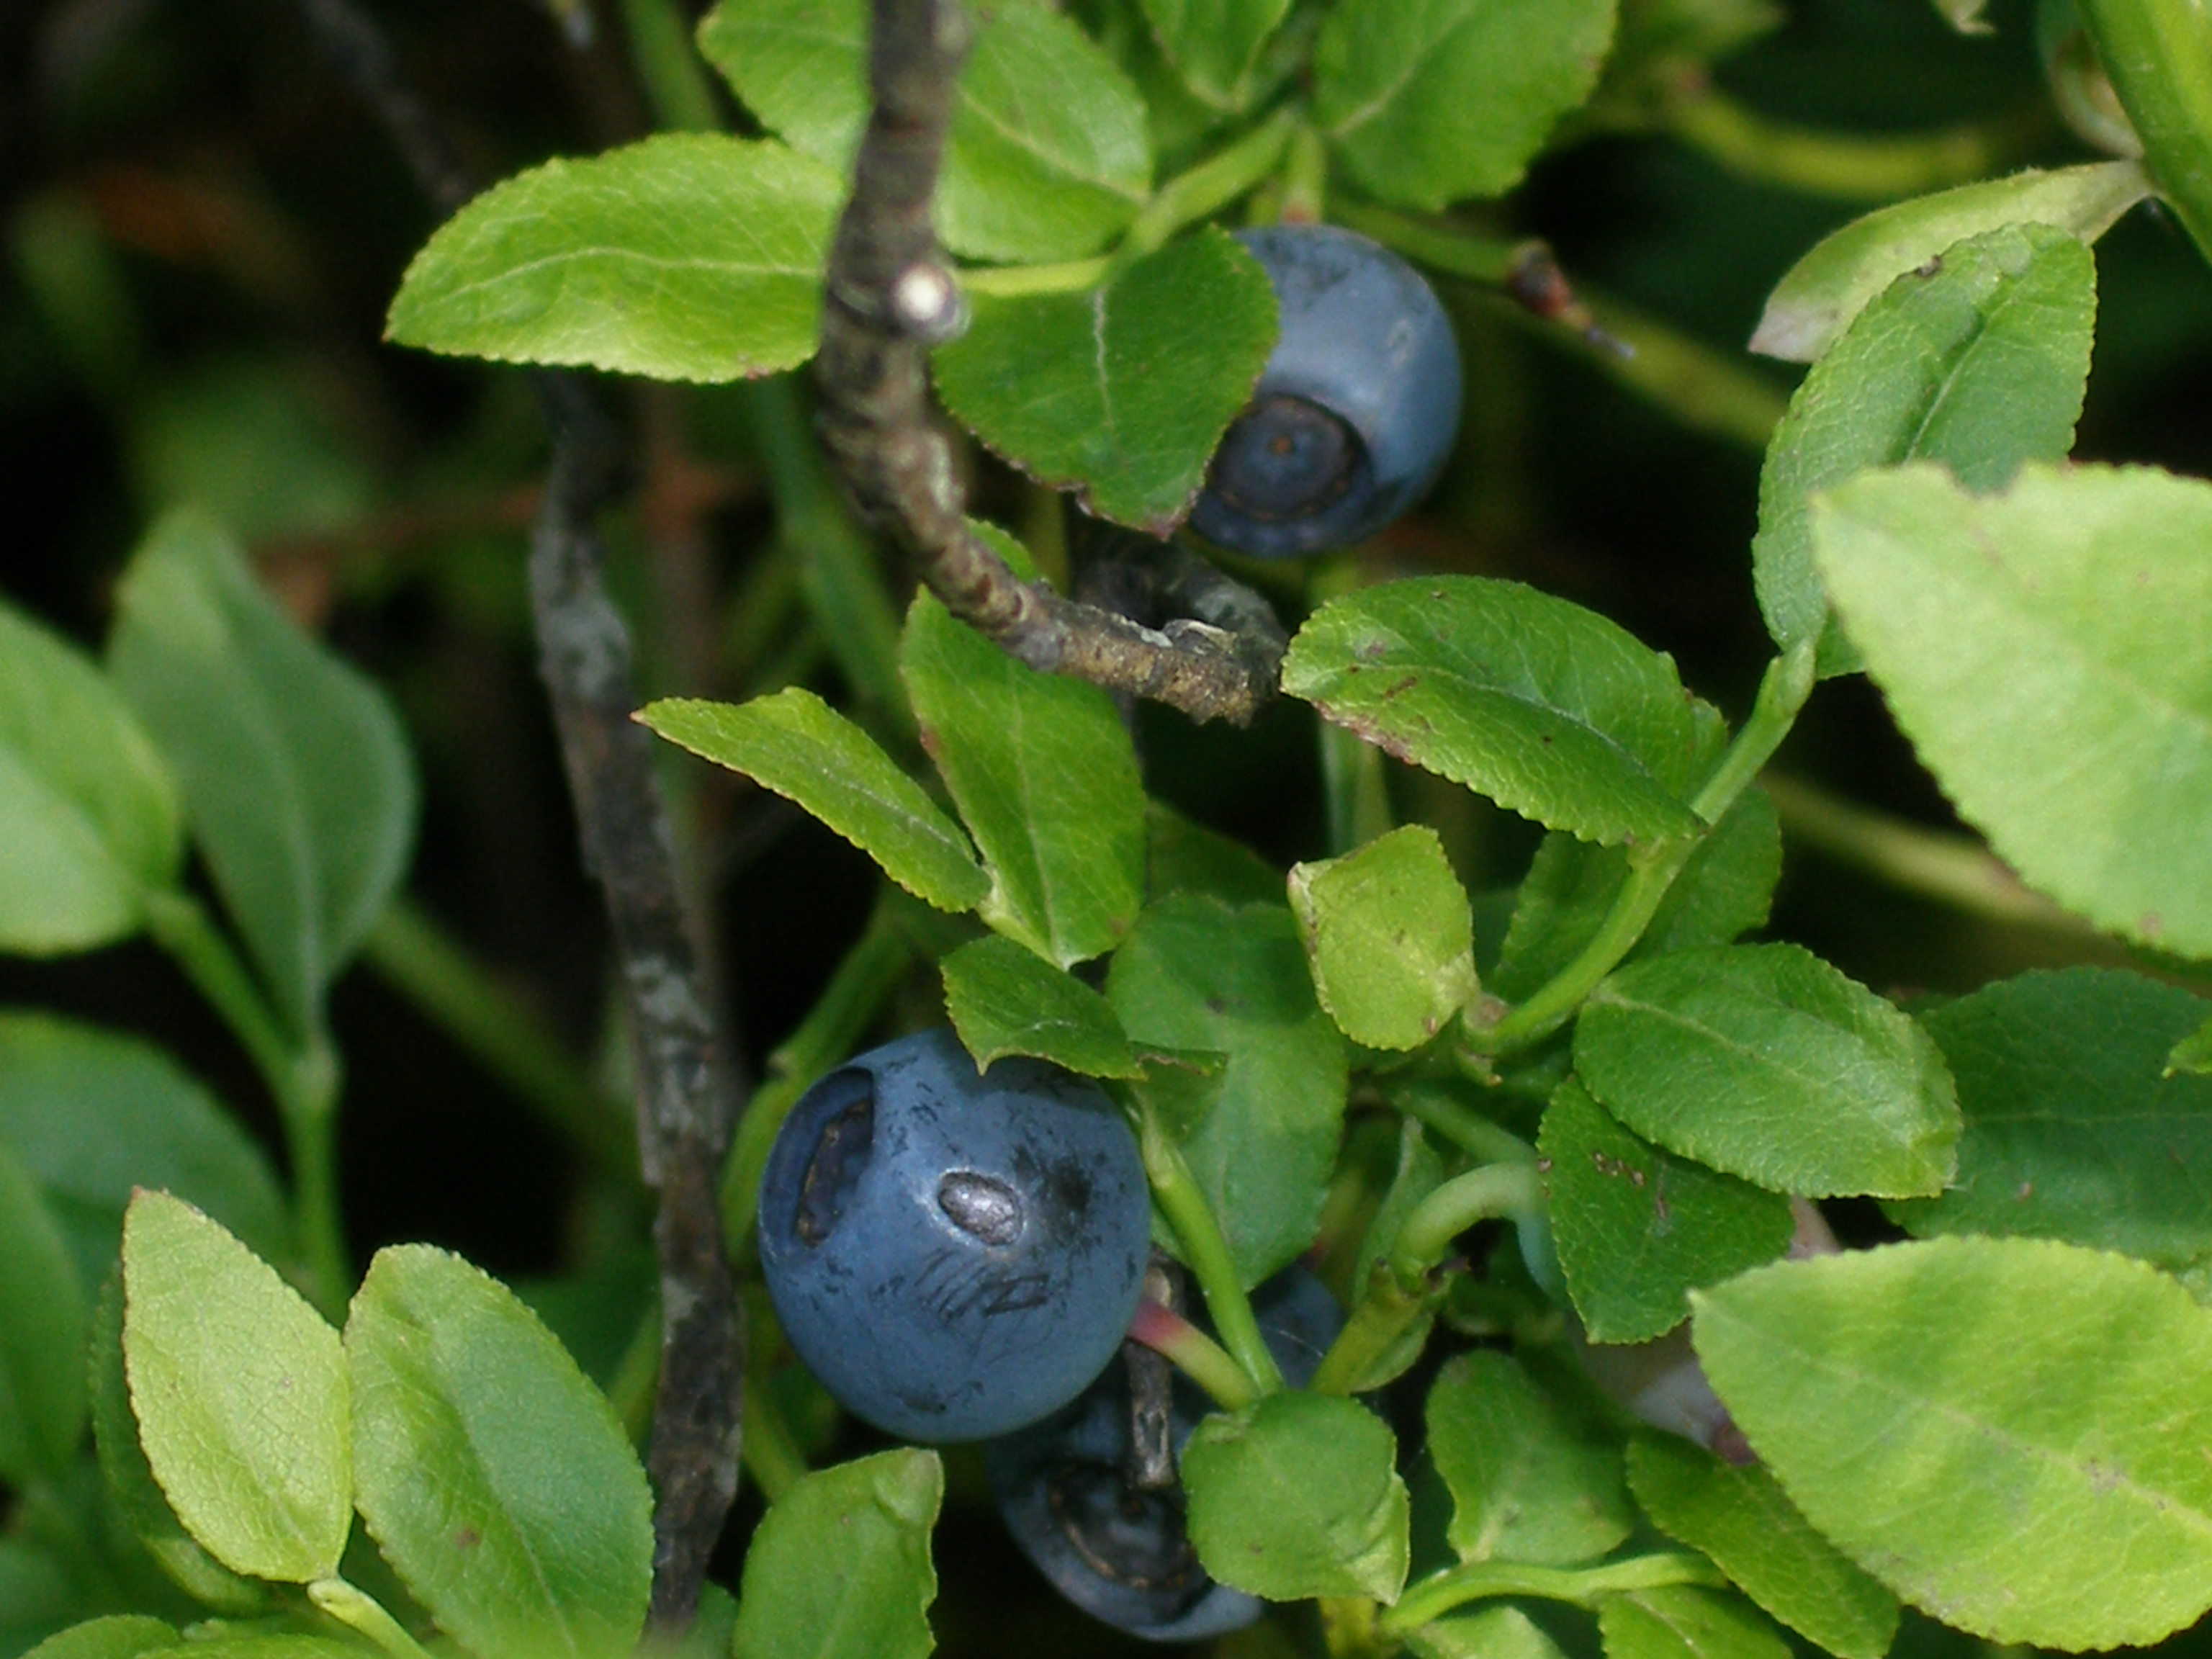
top-left (1385, 1085), bottom-right (1536, 1166)
top-left (311, 1578), bottom-right (439, 1659)
top-left (1128, 1300), bottom-right (1257, 1411)
top-left (2076, 0), bottom-right (2212, 260)
top-left (1465, 640), bottom-right (1815, 1058)
top-left (960, 258), bottom-right (1112, 297)
top-left (1133, 1100), bottom-right (1285, 1395)
top-left (1277, 121), bottom-right (1329, 224)
top-left (1122, 107), bottom-right (1298, 261)
top-left (145, 889), bottom-right (349, 1317)
top-left (619, 0), bottom-right (721, 132)
top-left (1667, 93), bottom-right (2030, 200)
top-left (1382, 1552), bottom-right (1727, 1634)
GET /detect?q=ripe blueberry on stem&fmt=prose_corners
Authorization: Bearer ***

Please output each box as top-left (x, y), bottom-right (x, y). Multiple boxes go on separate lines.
top-left (1192, 225), bottom-right (1463, 558)
top-left (987, 1269), bottom-right (1345, 1640)
top-left (757, 1028), bottom-right (1151, 1443)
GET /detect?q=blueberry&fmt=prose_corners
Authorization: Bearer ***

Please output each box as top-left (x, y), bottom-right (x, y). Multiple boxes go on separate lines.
top-left (757, 1027), bottom-right (1151, 1444)
top-left (987, 1269), bottom-right (1346, 1640)
top-left (1192, 225), bottom-right (1463, 559)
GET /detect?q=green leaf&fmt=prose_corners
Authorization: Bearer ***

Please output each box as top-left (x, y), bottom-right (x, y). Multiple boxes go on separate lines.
top-left (1146, 801), bottom-right (1283, 906)
top-left (1410, 1605), bottom-right (1571, 1659)
top-left (387, 133), bottom-right (840, 380)
top-left (1890, 968), bottom-right (2212, 1265)
top-left (1575, 944), bottom-right (1960, 1200)
top-left (932, 228), bottom-right (1277, 534)
top-left (1184, 1391), bottom-right (1410, 1602)
top-left (1314, 0), bottom-right (1617, 210)
top-left (137, 1640), bottom-right (365, 1659)
top-left (1693, 1237), bottom-right (2212, 1648)
top-left (699, 0), bottom-right (1150, 262)
top-left (346, 1244), bottom-right (654, 1659)
top-left (89, 1273), bottom-right (266, 1615)
top-left (1748, 160), bottom-right (2148, 362)
top-left (1427, 1352), bottom-right (1633, 1566)
top-left (1139, 0), bottom-right (1292, 109)
top-left (1283, 578), bottom-right (1703, 849)
top-left (0, 1141), bottom-right (86, 1483)
top-left (1627, 1434), bottom-right (1899, 1659)
top-left (22, 1617), bottom-right (180, 1659)
top-left (1598, 1588), bottom-right (1792, 1659)
top-left (941, 934), bottom-right (1144, 1079)
top-left (898, 592), bottom-right (1145, 966)
top-left (639, 691), bottom-right (988, 914)
top-left (1753, 222), bottom-right (2096, 678)
top-left (1814, 462), bottom-right (2212, 957)
top-left (107, 509), bottom-right (417, 1038)
top-left (120, 1190), bottom-right (350, 1583)
top-left (1107, 895), bottom-right (1349, 1286)
top-left (731, 1448), bottom-right (941, 1659)
top-left (0, 602), bottom-right (181, 955)
top-left (2169, 1012), bottom-right (2212, 1076)
top-left (1930, 0), bottom-right (1990, 32)
top-left (1496, 787), bottom-right (1780, 1003)
top-left (1290, 825), bottom-right (1480, 1051)
top-left (1540, 1079), bottom-right (1794, 1344)
top-left (0, 1011), bottom-right (289, 1290)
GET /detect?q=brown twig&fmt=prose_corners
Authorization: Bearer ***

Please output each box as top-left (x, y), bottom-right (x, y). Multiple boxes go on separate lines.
top-left (813, 0), bottom-right (1285, 727)
top-left (290, 0), bottom-right (740, 1628)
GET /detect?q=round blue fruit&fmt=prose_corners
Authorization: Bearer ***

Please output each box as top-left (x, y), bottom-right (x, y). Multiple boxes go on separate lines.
top-left (1192, 224), bottom-right (1463, 558)
top-left (986, 1269), bottom-right (1346, 1640)
top-left (757, 1027), bottom-right (1151, 1444)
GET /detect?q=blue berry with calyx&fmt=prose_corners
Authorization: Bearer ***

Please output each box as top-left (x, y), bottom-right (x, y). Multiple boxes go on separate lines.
top-left (986, 1269), bottom-right (1345, 1641)
top-left (757, 1027), bottom-right (1151, 1444)
top-left (1192, 225), bottom-right (1464, 559)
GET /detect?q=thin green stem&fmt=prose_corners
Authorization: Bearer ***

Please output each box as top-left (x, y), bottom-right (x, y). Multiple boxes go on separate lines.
top-left (1277, 122), bottom-right (1328, 224)
top-left (608, 1292), bottom-right (665, 1444)
top-left (719, 891), bottom-right (919, 1252)
top-left (1382, 1552), bottom-right (1727, 1634)
top-left (2076, 0), bottom-right (2212, 261)
top-left (1129, 1300), bottom-right (1258, 1411)
top-left (310, 1578), bottom-right (439, 1659)
top-left (144, 890), bottom-right (349, 1316)
top-left (1666, 93), bottom-right (2028, 201)
top-left (364, 899), bottom-right (637, 1181)
top-left (1122, 107), bottom-right (1299, 260)
top-left (1311, 561), bottom-right (1393, 853)
top-left (1305, 1263), bottom-right (1435, 1397)
top-left (1387, 1161), bottom-right (1544, 1282)
top-left (1134, 1101), bottom-right (1284, 1395)
top-left (1386, 1086), bottom-right (1537, 1166)
top-left (619, 0), bottom-right (722, 132)
top-left (740, 1371), bottom-right (809, 1502)
top-left (959, 258), bottom-right (1111, 297)
top-left (1466, 641), bottom-right (1815, 1058)
top-left (1330, 199), bottom-right (1524, 283)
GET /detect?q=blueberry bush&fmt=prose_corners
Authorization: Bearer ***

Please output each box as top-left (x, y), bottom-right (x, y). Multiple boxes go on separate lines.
top-left (7, 0), bottom-right (2212, 1655)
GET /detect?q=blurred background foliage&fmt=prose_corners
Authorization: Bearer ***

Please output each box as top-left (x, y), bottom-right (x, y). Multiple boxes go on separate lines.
top-left (3, 0), bottom-right (2211, 1649)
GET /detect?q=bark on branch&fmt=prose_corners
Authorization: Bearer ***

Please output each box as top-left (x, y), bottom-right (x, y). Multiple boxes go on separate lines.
top-left (814, 0), bottom-right (1285, 726)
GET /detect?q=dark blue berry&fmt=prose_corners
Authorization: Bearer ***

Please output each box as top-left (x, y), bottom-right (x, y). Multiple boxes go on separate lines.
top-left (1192, 225), bottom-right (1463, 558)
top-left (757, 1028), bottom-right (1151, 1444)
top-left (986, 1269), bottom-right (1346, 1640)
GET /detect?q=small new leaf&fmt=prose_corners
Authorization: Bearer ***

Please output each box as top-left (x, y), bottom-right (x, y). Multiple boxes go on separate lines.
top-left (1290, 825), bottom-right (1480, 1051)
top-left (941, 935), bottom-right (1146, 1079)
top-left (732, 1449), bottom-right (941, 1659)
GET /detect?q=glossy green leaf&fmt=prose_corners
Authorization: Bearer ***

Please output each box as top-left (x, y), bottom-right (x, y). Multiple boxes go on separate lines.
top-left (1410, 1605), bottom-right (1571, 1659)
top-left (120, 1191), bottom-right (350, 1583)
top-left (1541, 1079), bottom-right (1794, 1344)
top-left (89, 1273), bottom-right (266, 1614)
top-left (731, 1448), bottom-right (941, 1659)
top-left (0, 1011), bottom-right (289, 1290)
top-left (1576, 944), bottom-right (1960, 1199)
top-left (932, 228), bottom-right (1276, 534)
top-left (941, 934), bottom-right (1144, 1079)
top-left (1598, 1587), bottom-right (1791, 1659)
top-left (1314, 0), bottom-right (1617, 210)
top-left (1285, 578), bottom-right (1702, 849)
top-left (22, 1617), bottom-right (180, 1659)
top-left (387, 134), bottom-right (840, 380)
top-left (0, 1141), bottom-right (86, 1483)
top-left (1891, 968), bottom-right (2212, 1264)
top-left (1755, 223), bottom-right (2095, 678)
top-left (1496, 787), bottom-right (1780, 1002)
top-left (1428, 1352), bottom-right (1632, 1565)
top-left (1141, 0), bottom-right (1292, 109)
top-left (346, 1244), bottom-right (653, 1659)
top-left (108, 509), bottom-right (417, 1038)
top-left (0, 603), bottom-right (180, 955)
top-left (639, 691), bottom-right (988, 914)
top-left (1694, 1237), bottom-right (2212, 1647)
top-left (699, 0), bottom-right (1149, 262)
top-left (899, 592), bottom-right (1145, 966)
top-left (1184, 1391), bottom-right (1410, 1602)
top-left (1107, 895), bottom-right (1349, 1286)
top-left (1749, 160), bottom-right (2147, 361)
top-left (1627, 1434), bottom-right (1899, 1659)
top-left (1290, 825), bottom-right (1480, 1051)
top-left (1815, 462), bottom-right (2212, 957)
